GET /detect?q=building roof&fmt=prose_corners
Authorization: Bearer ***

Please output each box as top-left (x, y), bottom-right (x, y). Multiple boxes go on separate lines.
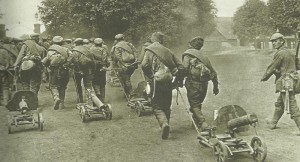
top-left (215, 17), bottom-right (237, 40)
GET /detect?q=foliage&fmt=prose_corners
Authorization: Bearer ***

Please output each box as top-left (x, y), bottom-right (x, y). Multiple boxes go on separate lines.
top-left (268, 0), bottom-right (300, 35)
top-left (38, 0), bottom-right (216, 47)
top-left (233, 0), bottom-right (272, 40)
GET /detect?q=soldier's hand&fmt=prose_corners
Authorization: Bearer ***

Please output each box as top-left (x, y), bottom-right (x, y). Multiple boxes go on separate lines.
top-left (213, 86), bottom-right (219, 95)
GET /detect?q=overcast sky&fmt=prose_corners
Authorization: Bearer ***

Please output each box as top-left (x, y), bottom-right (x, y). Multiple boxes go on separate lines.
top-left (0, 0), bottom-right (267, 38)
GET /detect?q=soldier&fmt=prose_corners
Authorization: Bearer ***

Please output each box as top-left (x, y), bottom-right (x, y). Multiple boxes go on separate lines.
top-left (0, 38), bottom-right (18, 105)
top-left (141, 32), bottom-right (185, 139)
top-left (83, 39), bottom-right (91, 48)
top-left (182, 36), bottom-right (219, 131)
top-left (62, 39), bottom-right (73, 50)
top-left (14, 33), bottom-right (46, 95)
top-left (261, 32), bottom-right (300, 133)
top-left (90, 38), bottom-right (109, 102)
top-left (42, 36), bottom-right (72, 110)
top-left (111, 34), bottom-right (138, 99)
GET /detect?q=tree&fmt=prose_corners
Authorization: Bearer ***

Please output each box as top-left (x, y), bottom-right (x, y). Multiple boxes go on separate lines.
top-left (233, 0), bottom-right (272, 41)
top-left (38, 0), bottom-right (216, 47)
top-left (268, 0), bottom-right (300, 35)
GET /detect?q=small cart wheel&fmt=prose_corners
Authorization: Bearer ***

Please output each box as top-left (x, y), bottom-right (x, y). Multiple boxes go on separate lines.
top-left (38, 113), bottom-right (44, 131)
top-left (7, 115), bottom-right (12, 134)
top-left (106, 104), bottom-right (112, 120)
top-left (214, 141), bottom-right (229, 162)
top-left (251, 136), bottom-right (267, 162)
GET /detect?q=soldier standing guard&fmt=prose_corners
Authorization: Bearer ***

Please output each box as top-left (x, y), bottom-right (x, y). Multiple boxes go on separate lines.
top-left (142, 32), bottom-right (185, 139)
top-left (182, 37), bottom-right (219, 131)
top-left (14, 33), bottom-right (46, 95)
top-left (110, 34), bottom-right (138, 99)
top-left (90, 38), bottom-right (109, 102)
top-left (42, 36), bottom-right (72, 110)
top-left (261, 32), bottom-right (300, 133)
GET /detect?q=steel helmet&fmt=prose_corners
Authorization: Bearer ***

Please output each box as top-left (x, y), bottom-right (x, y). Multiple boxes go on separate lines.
top-left (270, 32), bottom-right (284, 41)
top-left (52, 36), bottom-right (63, 43)
top-left (94, 38), bottom-right (103, 44)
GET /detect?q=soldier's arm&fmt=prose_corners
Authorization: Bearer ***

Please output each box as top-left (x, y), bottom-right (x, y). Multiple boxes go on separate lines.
top-left (128, 43), bottom-right (138, 61)
top-left (261, 53), bottom-right (283, 81)
top-left (141, 50), bottom-right (154, 81)
top-left (14, 45), bottom-right (27, 66)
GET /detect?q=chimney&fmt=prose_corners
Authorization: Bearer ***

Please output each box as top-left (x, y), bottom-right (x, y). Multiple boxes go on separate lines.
top-left (34, 23), bottom-right (41, 34)
top-left (0, 24), bottom-right (6, 38)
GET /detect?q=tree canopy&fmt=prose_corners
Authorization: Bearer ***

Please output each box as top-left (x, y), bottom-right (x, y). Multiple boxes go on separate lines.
top-left (233, 0), bottom-right (272, 40)
top-left (38, 0), bottom-right (216, 46)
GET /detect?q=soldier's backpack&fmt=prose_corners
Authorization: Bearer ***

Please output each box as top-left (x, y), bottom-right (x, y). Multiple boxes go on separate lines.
top-left (73, 46), bottom-right (94, 67)
top-left (114, 41), bottom-right (135, 63)
top-left (189, 57), bottom-right (211, 82)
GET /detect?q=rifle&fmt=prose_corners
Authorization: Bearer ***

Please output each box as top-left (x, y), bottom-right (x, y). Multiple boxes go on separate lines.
top-left (295, 31), bottom-right (300, 70)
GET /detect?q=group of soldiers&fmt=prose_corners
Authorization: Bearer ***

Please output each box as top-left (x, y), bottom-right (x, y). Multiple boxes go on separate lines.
top-left (1, 30), bottom-right (299, 140)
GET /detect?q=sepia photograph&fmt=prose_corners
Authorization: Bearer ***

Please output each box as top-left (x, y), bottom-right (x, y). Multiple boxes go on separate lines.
top-left (0, 0), bottom-right (300, 161)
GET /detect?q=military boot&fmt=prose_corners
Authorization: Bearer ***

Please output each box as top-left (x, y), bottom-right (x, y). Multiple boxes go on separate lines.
top-left (153, 109), bottom-right (169, 139)
top-left (2, 89), bottom-right (10, 106)
top-left (267, 106), bottom-right (284, 129)
top-left (100, 87), bottom-right (106, 102)
top-left (51, 89), bottom-right (61, 110)
top-left (191, 107), bottom-right (208, 131)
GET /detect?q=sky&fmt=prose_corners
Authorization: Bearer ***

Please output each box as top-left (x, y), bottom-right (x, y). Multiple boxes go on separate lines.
top-left (0, 0), bottom-right (267, 38)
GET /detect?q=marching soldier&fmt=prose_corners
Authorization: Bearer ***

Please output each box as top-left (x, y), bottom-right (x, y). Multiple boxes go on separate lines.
top-left (42, 36), bottom-right (72, 110)
top-left (14, 33), bottom-right (46, 95)
top-left (261, 32), bottom-right (300, 133)
top-left (142, 32), bottom-right (185, 139)
top-left (182, 36), bottom-right (219, 131)
top-left (111, 34), bottom-right (138, 99)
top-left (90, 38), bottom-right (109, 102)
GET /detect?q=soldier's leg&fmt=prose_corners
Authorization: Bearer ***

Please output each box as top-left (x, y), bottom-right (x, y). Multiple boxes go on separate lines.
top-left (30, 69), bottom-right (42, 95)
top-left (92, 71), bottom-right (101, 101)
top-left (49, 68), bottom-right (60, 110)
top-left (1, 72), bottom-right (9, 106)
top-left (20, 71), bottom-right (30, 91)
top-left (288, 92), bottom-right (300, 131)
top-left (268, 93), bottom-right (284, 129)
top-left (58, 69), bottom-right (69, 109)
top-left (73, 72), bottom-right (83, 103)
top-left (99, 71), bottom-right (107, 102)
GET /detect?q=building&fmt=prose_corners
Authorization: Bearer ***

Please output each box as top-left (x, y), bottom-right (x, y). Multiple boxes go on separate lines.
top-left (203, 17), bottom-right (240, 51)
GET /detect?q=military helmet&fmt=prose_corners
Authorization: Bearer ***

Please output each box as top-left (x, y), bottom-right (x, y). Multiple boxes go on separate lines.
top-left (270, 32), bottom-right (284, 41)
top-left (30, 33), bottom-right (40, 38)
top-left (74, 38), bottom-right (83, 43)
top-left (83, 39), bottom-right (89, 44)
top-left (151, 32), bottom-right (164, 44)
top-left (52, 36), bottom-right (63, 43)
top-left (21, 60), bottom-right (35, 71)
top-left (94, 38), bottom-right (103, 44)
top-left (189, 36), bottom-right (204, 50)
top-left (115, 34), bottom-right (124, 40)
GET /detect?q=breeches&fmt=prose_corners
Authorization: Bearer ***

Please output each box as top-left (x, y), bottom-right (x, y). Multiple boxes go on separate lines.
top-left (185, 81), bottom-right (208, 108)
top-left (151, 80), bottom-right (173, 111)
top-left (20, 69), bottom-right (42, 94)
top-left (49, 67), bottom-right (69, 91)
top-left (93, 71), bottom-right (106, 95)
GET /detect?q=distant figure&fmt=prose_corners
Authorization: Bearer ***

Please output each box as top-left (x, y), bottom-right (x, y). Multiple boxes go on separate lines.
top-left (141, 32), bottom-right (185, 139)
top-left (42, 36), bottom-right (73, 110)
top-left (110, 34), bottom-right (138, 99)
top-left (14, 33), bottom-right (46, 95)
top-left (182, 36), bottom-right (219, 131)
top-left (261, 32), bottom-right (300, 133)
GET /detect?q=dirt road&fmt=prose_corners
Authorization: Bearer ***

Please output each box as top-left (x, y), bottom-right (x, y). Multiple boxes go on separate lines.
top-left (1, 50), bottom-right (300, 162)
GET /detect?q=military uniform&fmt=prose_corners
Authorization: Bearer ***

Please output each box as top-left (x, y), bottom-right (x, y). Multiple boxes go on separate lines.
top-left (90, 38), bottom-right (109, 102)
top-left (69, 38), bottom-right (95, 103)
top-left (14, 34), bottom-right (46, 95)
top-left (0, 41), bottom-right (18, 105)
top-left (42, 36), bottom-right (72, 110)
top-left (142, 32), bottom-right (185, 139)
top-left (182, 37), bottom-right (219, 130)
top-left (111, 34), bottom-right (137, 99)
top-left (262, 45), bottom-right (300, 130)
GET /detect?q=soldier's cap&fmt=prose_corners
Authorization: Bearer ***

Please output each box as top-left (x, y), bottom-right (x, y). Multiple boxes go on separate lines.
top-left (21, 60), bottom-right (35, 71)
top-left (30, 33), bottom-right (40, 38)
top-left (83, 39), bottom-right (89, 44)
top-left (189, 36), bottom-right (204, 50)
top-left (270, 32), bottom-right (284, 41)
top-left (64, 39), bottom-right (72, 43)
top-left (52, 36), bottom-right (64, 43)
top-left (94, 38), bottom-right (103, 44)
top-left (115, 34), bottom-right (124, 40)
top-left (74, 38), bottom-right (83, 43)
top-left (151, 32), bottom-right (164, 44)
